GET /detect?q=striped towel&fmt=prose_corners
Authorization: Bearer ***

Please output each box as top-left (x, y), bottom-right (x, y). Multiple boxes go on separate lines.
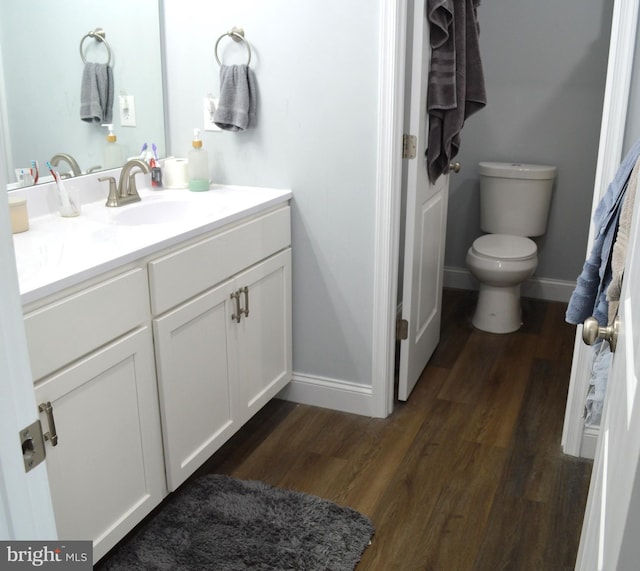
top-left (426, 0), bottom-right (486, 183)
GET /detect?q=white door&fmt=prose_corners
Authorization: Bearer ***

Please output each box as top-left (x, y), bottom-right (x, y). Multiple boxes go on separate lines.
top-left (576, 174), bottom-right (640, 568)
top-left (0, 98), bottom-right (57, 539)
top-left (398, 0), bottom-right (450, 401)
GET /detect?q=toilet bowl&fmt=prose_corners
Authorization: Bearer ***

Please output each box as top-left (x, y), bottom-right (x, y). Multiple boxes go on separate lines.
top-left (466, 234), bottom-right (538, 333)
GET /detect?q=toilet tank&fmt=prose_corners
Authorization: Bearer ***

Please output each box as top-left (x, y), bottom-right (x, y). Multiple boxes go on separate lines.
top-left (479, 162), bottom-right (557, 237)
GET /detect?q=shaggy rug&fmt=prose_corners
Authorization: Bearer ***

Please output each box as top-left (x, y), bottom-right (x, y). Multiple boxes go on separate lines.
top-left (99, 474), bottom-right (375, 570)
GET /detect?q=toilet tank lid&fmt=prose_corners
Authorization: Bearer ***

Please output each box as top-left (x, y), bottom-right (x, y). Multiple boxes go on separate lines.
top-left (479, 161), bottom-right (557, 180)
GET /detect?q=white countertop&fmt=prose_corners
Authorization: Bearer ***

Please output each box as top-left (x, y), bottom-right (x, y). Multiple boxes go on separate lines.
top-left (13, 184), bottom-right (292, 305)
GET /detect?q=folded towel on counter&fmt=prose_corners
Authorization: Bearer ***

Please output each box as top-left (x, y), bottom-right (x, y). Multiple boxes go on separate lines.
top-left (607, 155), bottom-right (640, 322)
top-left (80, 62), bottom-right (114, 124)
top-left (566, 137), bottom-right (640, 325)
top-left (426, 0), bottom-right (486, 183)
top-left (213, 64), bottom-right (257, 131)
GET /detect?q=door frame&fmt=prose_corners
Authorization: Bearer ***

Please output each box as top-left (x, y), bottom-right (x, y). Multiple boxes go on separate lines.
top-left (372, 0), bottom-right (408, 417)
top-left (561, 0), bottom-right (640, 457)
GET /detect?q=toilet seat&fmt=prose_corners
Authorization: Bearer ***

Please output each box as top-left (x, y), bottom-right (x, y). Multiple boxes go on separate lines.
top-left (471, 234), bottom-right (537, 261)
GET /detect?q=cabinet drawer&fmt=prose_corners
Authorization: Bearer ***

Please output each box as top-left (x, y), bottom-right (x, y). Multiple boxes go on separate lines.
top-left (148, 205), bottom-right (291, 315)
top-left (25, 268), bottom-right (149, 381)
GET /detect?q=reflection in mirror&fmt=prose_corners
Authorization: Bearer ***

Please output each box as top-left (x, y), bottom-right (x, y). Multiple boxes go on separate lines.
top-left (0, 0), bottom-right (165, 189)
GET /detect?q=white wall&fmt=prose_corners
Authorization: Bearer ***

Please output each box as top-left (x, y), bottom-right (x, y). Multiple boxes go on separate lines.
top-left (163, 1), bottom-right (381, 394)
top-left (444, 0), bottom-right (613, 284)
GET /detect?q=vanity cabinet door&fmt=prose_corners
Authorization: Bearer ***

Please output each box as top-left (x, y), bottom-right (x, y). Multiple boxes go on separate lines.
top-left (233, 249), bottom-right (292, 425)
top-left (153, 279), bottom-right (241, 492)
top-left (34, 327), bottom-right (165, 563)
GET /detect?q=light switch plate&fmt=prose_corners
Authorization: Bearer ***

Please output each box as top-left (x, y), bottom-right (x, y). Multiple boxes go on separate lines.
top-left (119, 95), bottom-right (136, 127)
top-left (203, 97), bottom-right (221, 131)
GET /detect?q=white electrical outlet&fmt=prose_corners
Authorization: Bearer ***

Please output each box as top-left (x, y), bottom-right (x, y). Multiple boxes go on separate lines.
top-left (203, 97), bottom-right (221, 131)
top-left (119, 95), bottom-right (136, 127)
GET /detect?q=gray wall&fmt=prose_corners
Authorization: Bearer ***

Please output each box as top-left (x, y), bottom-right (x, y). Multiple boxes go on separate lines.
top-left (163, 0), bottom-right (380, 388)
top-left (445, 0), bottom-right (614, 282)
top-left (162, 1), bottom-right (614, 396)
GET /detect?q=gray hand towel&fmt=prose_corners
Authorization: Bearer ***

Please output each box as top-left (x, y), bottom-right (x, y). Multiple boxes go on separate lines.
top-left (213, 64), bottom-right (257, 131)
top-left (80, 62), bottom-right (114, 124)
top-left (426, 0), bottom-right (486, 183)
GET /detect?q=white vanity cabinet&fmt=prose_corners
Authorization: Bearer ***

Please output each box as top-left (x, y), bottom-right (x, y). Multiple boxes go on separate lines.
top-left (24, 268), bottom-right (166, 562)
top-left (150, 206), bottom-right (292, 490)
top-left (19, 196), bottom-right (292, 560)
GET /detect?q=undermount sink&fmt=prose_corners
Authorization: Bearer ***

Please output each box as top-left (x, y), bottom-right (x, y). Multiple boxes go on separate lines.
top-left (86, 196), bottom-right (215, 226)
top-left (110, 200), bottom-right (193, 225)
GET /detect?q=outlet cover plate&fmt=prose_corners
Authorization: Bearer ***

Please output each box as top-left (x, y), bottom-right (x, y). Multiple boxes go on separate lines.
top-left (119, 95), bottom-right (136, 127)
top-left (203, 97), bottom-right (221, 131)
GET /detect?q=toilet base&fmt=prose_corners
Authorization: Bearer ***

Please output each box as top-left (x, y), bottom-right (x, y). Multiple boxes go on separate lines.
top-left (472, 283), bottom-right (522, 334)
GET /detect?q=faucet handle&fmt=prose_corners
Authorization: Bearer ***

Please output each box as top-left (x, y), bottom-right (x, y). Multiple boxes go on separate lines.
top-left (98, 176), bottom-right (119, 207)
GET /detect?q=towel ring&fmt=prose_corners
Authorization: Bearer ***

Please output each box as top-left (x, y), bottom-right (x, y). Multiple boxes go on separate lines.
top-left (215, 27), bottom-right (252, 66)
top-left (79, 28), bottom-right (112, 66)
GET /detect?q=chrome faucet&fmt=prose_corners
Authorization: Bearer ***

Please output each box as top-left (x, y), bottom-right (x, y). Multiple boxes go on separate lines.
top-left (99, 159), bottom-right (151, 207)
top-left (50, 153), bottom-right (82, 177)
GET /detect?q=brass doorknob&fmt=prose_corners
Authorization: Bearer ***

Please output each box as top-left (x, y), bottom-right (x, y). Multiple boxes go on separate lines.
top-left (449, 162), bottom-right (461, 173)
top-left (582, 316), bottom-right (620, 352)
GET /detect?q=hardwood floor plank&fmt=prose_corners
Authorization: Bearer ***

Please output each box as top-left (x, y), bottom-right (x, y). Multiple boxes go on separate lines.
top-left (414, 442), bottom-right (506, 571)
top-left (437, 330), bottom-right (508, 404)
top-left (473, 494), bottom-right (549, 571)
top-left (359, 399), bottom-right (479, 570)
top-left (99, 289), bottom-right (592, 571)
top-left (429, 288), bottom-right (477, 369)
top-left (460, 332), bottom-right (537, 448)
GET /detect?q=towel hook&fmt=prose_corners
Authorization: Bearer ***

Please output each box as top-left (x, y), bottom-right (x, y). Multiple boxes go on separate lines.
top-left (214, 27), bottom-right (252, 67)
top-left (79, 27), bottom-right (113, 66)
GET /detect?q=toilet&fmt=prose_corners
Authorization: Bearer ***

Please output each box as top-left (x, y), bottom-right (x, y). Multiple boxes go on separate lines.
top-left (466, 161), bottom-right (557, 333)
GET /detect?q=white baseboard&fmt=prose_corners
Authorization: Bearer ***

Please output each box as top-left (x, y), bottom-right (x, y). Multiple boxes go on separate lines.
top-left (277, 372), bottom-right (376, 417)
top-left (580, 425), bottom-right (599, 460)
top-left (443, 266), bottom-right (575, 303)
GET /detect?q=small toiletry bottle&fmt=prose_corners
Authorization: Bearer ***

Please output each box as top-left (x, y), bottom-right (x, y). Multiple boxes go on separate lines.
top-left (103, 124), bottom-right (124, 169)
top-left (188, 128), bottom-right (209, 192)
top-left (148, 151), bottom-right (163, 188)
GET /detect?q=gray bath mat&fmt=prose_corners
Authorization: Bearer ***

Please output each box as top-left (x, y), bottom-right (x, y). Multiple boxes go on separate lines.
top-left (98, 474), bottom-right (374, 570)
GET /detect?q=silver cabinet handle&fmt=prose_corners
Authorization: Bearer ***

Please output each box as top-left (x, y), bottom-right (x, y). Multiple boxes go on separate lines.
top-left (231, 291), bottom-right (242, 323)
top-left (38, 401), bottom-right (59, 447)
top-left (240, 286), bottom-right (249, 318)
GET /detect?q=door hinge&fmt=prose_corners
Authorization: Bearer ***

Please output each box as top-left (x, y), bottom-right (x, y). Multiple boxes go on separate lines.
top-left (402, 134), bottom-right (417, 159)
top-left (396, 318), bottom-right (409, 340)
top-left (20, 419), bottom-right (46, 473)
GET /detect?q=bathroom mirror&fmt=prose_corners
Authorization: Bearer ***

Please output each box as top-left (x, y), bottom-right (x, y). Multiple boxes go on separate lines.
top-left (0, 0), bottom-right (165, 189)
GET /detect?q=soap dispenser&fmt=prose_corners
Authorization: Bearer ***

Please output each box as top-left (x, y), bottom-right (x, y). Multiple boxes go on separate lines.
top-left (188, 128), bottom-right (209, 192)
top-left (103, 124), bottom-right (124, 169)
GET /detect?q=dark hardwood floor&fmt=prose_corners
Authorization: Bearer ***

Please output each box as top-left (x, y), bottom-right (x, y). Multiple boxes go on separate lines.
top-left (200, 288), bottom-right (592, 570)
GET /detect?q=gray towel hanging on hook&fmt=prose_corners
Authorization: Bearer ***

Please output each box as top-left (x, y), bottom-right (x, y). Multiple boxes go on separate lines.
top-left (214, 64), bottom-right (257, 131)
top-left (80, 62), bottom-right (114, 124)
top-left (426, 0), bottom-right (486, 183)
